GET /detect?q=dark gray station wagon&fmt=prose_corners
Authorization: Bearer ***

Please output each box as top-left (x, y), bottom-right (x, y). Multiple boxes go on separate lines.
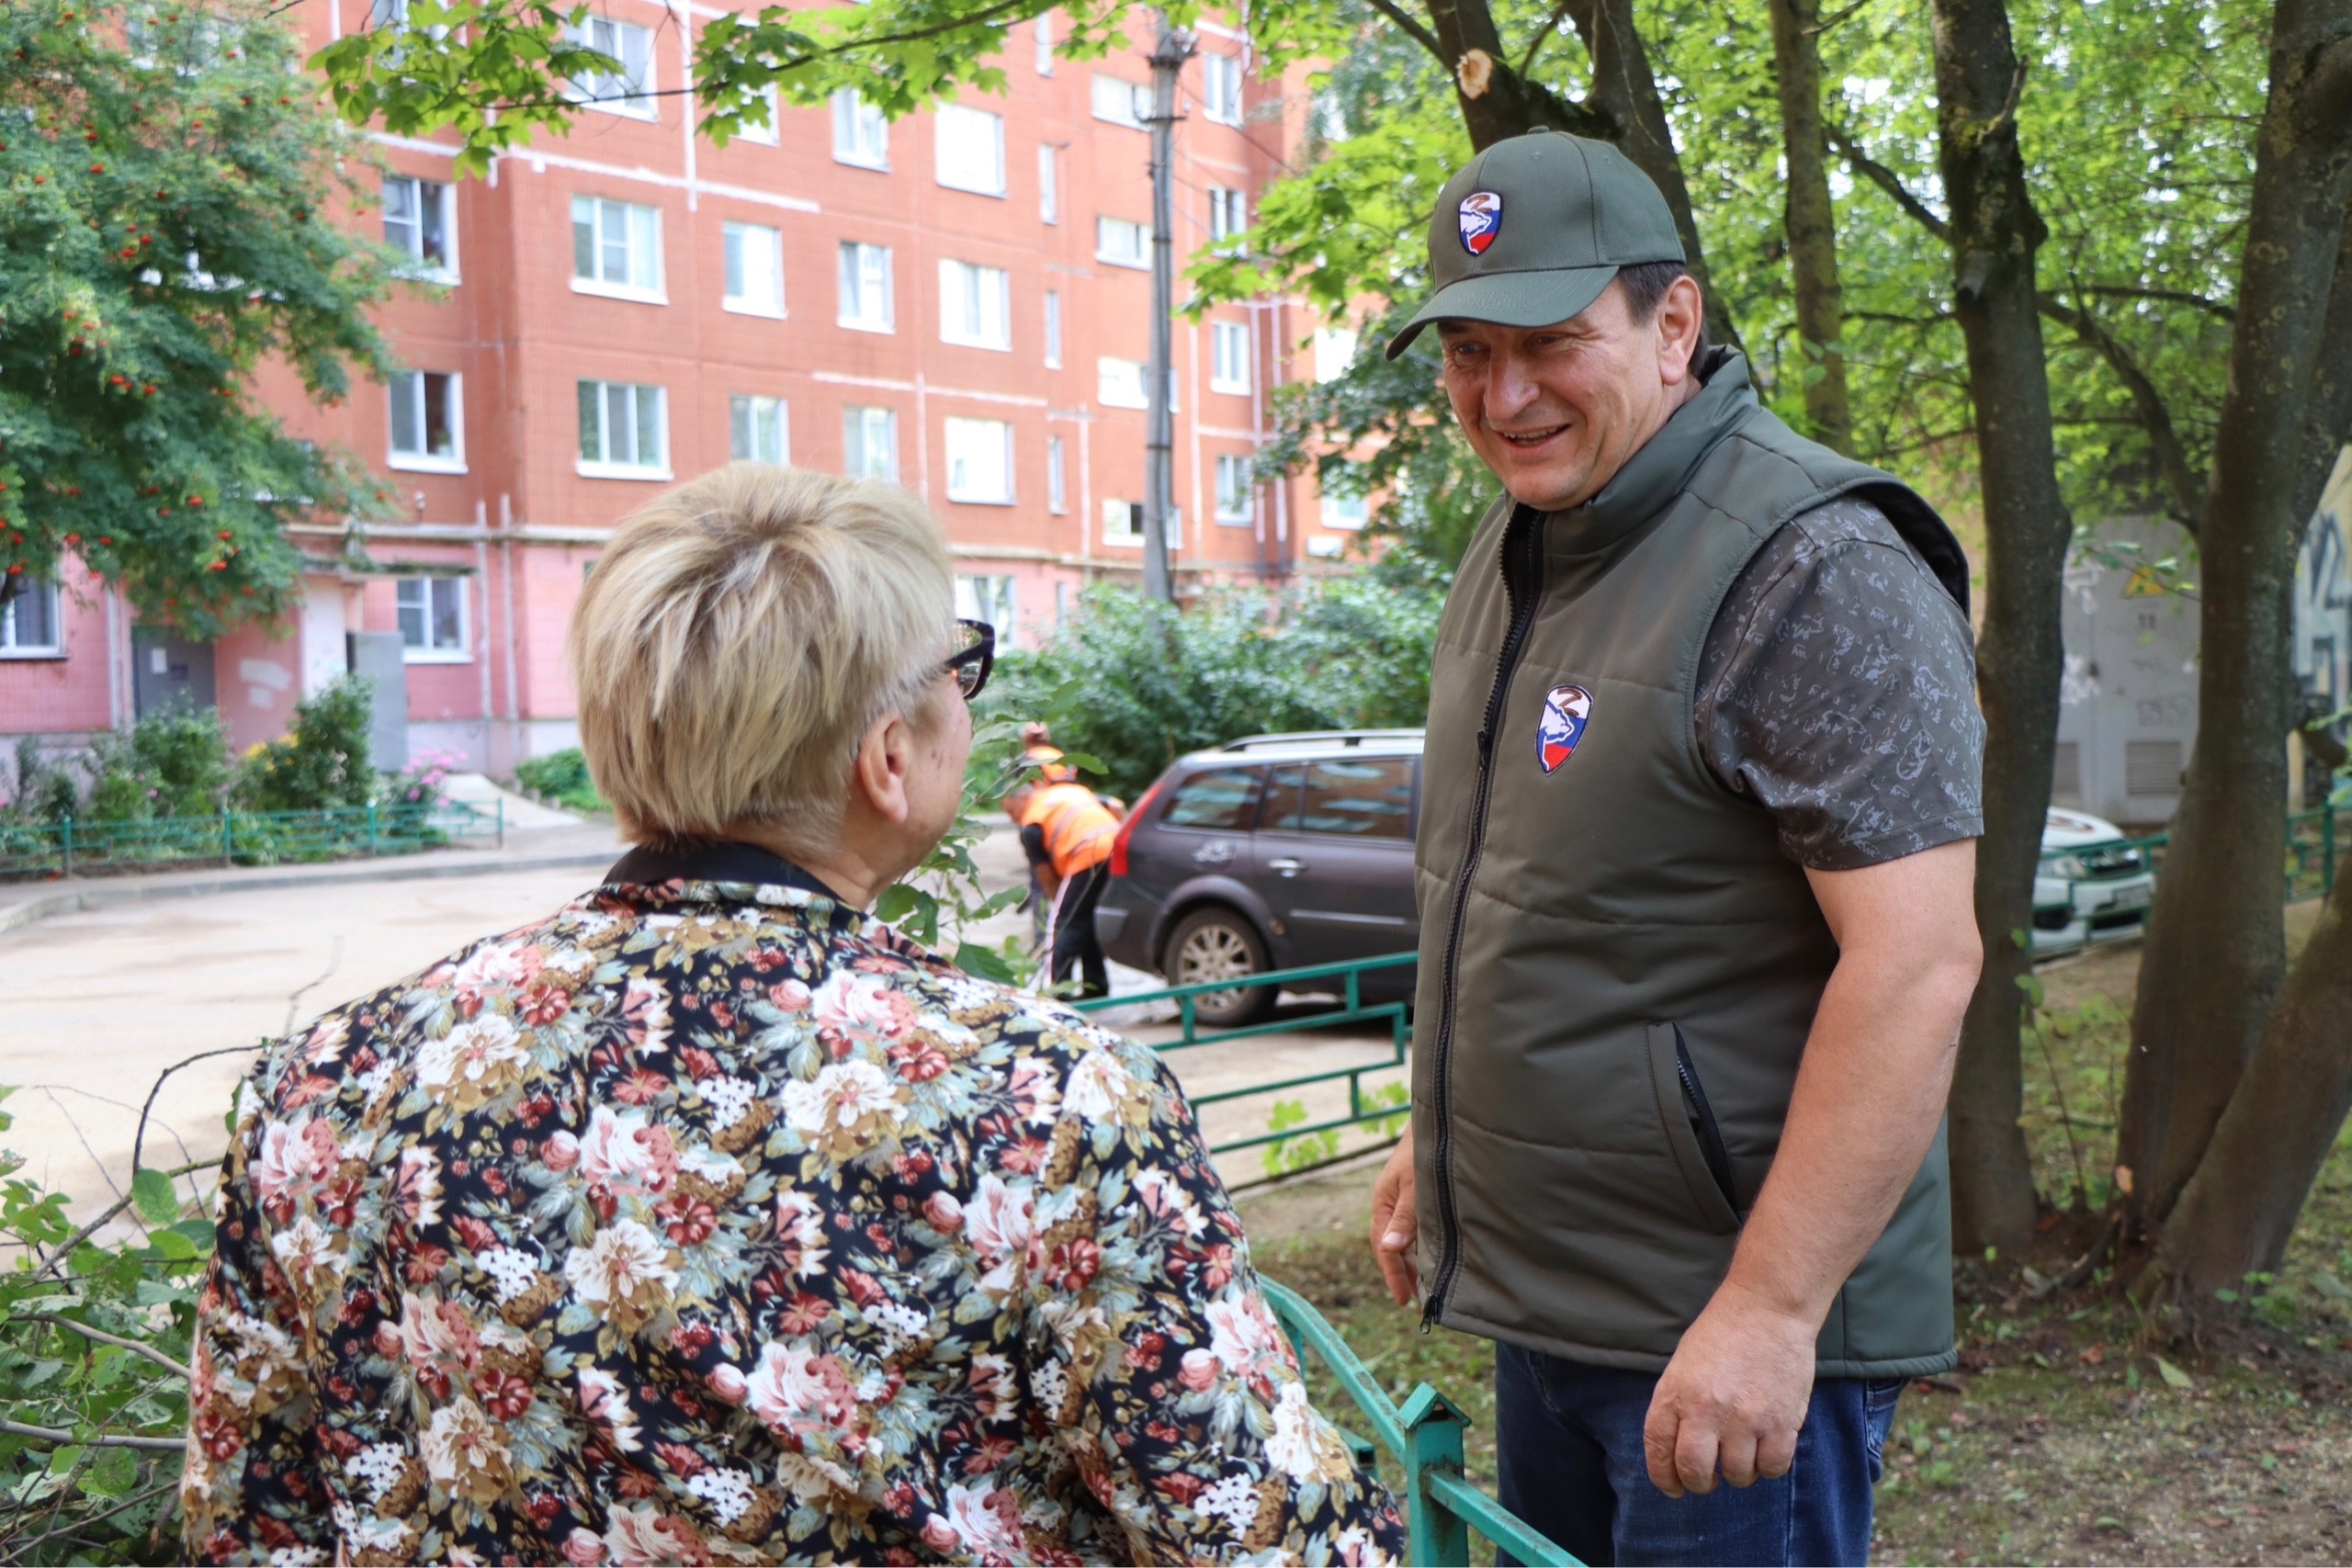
top-left (1094, 729), bottom-right (1423, 1025)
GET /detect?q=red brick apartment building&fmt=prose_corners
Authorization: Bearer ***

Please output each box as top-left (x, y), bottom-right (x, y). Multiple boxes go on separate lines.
top-left (0, 1), bottom-right (1370, 774)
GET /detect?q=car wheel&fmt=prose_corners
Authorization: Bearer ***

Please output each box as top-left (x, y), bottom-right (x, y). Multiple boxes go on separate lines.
top-left (1164, 907), bottom-right (1275, 1028)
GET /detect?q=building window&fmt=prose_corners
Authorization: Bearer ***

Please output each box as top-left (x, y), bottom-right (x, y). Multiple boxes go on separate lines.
top-left (1044, 290), bottom-right (1062, 367)
top-left (1091, 73), bottom-right (1150, 129)
top-left (1038, 143), bottom-right (1058, 224)
top-left (939, 260), bottom-right (1011, 350)
top-left (577, 379), bottom-right (668, 477)
top-left (1203, 52), bottom-right (1244, 125)
top-left (566, 15), bottom-right (655, 118)
top-left (396, 576), bottom-right (468, 660)
top-left (388, 369), bottom-right (463, 469)
top-left (934, 104), bottom-right (1006, 196)
top-left (722, 220), bottom-right (785, 317)
top-left (955, 574), bottom-right (1017, 647)
top-left (1097, 356), bottom-right (1174, 411)
top-left (1216, 453), bottom-right (1252, 524)
top-left (737, 84), bottom-right (779, 145)
top-left (1313, 324), bottom-right (1359, 383)
top-left (1207, 186), bottom-right (1247, 252)
top-left (571, 195), bottom-right (662, 299)
top-left (831, 88), bottom-right (888, 168)
top-left (1321, 491), bottom-right (1369, 530)
top-left (383, 175), bottom-right (455, 279)
top-left (1034, 12), bottom-right (1052, 73)
top-left (1211, 319), bottom-right (1250, 393)
top-left (843, 405), bottom-right (898, 480)
top-left (944, 416), bottom-right (1013, 503)
top-left (0, 579), bottom-right (61, 656)
top-left (837, 242), bottom-right (894, 332)
top-left (729, 394), bottom-right (788, 463)
top-left (1102, 499), bottom-right (1180, 548)
top-left (1096, 216), bottom-right (1150, 269)
top-left (1047, 434), bottom-right (1067, 513)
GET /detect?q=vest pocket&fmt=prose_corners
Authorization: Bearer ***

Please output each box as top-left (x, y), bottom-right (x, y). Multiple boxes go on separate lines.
top-left (1644, 1022), bottom-right (1743, 1234)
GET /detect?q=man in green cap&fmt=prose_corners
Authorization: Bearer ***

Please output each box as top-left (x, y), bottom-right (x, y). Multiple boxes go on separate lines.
top-left (1367, 129), bottom-right (1985, 1565)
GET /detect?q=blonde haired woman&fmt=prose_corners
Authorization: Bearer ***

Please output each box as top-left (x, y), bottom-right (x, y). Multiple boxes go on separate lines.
top-left (182, 465), bottom-right (1403, 1565)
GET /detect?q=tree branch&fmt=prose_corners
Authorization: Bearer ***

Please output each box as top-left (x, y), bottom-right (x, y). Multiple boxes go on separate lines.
top-left (19, 1314), bottom-right (193, 1381)
top-left (1517, 0), bottom-right (1580, 73)
top-left (0, 1420), bottom-right (184, 1453)
top-left (1826, 120), bottom-right (1951, 243)
top-left (2074, 283), bottom-right (2235, 323)
top-left (2037, 290), bottom-right (2203, 527)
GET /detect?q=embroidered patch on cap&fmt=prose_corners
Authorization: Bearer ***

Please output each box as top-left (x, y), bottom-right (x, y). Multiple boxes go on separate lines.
top-left (1458, 191), bottom-right (1504, 255)
top-left (1538, 684), bottom-right (1591, 773)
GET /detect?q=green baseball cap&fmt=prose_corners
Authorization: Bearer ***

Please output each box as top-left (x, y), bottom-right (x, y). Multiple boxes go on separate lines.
top-left (1385, 129), bottom-right (1685, 359)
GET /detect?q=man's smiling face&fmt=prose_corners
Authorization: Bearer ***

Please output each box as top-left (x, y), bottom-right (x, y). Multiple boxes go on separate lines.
top-left (1437, 274), bottom-right (1702, 513)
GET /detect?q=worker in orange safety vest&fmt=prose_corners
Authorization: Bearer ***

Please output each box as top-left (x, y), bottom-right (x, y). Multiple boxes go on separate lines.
top-left (1004, 772), bottom-right (1121, 998)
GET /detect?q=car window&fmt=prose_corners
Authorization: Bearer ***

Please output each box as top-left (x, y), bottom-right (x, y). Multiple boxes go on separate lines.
top-left (1159, 766), bottom-right (1265, 830)
top-left (1262, 758), bottom-right (1415, 840)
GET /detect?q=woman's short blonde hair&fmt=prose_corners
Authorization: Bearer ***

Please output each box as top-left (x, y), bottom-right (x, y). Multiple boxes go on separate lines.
top-left (571, 463), bottom-right (954, 845)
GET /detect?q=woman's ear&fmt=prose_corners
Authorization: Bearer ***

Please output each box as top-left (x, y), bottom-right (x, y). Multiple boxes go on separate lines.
top-left (849, 710), bottom-right (915, 826)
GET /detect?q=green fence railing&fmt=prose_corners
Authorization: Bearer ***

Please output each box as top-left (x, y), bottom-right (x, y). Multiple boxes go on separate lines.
top-left (1264, 1278), bottom-right (1578, 1565)
top-left (0, 797), bottom-right (503, 879)
top-left (1075, 950), bottom-right (1415, 1158)
top-left (2032, 803), bottom-right (2345, 925)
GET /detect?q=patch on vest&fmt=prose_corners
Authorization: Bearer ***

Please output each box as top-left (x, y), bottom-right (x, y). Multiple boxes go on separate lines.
top-left (1538, 684), bottom-right (1591, 773)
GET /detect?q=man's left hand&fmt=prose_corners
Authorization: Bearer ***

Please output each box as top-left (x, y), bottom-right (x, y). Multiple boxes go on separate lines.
top-left (1641, 1281), bottom-right (1817, 1496)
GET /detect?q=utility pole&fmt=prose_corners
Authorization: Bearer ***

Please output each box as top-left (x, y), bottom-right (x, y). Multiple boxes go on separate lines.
top-left (1142, 17), bottom-right (1193, 604)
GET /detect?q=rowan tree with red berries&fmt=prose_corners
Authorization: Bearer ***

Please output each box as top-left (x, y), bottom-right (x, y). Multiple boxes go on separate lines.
top-left (0, 0), bottom-right (398, 636)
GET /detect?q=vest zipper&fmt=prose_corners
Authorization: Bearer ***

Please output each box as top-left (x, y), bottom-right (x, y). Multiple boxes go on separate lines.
top-left (1424, 509), bottom-right (1545, 1329)
top-left (1673, 1026), bottom-right (1740, 1216)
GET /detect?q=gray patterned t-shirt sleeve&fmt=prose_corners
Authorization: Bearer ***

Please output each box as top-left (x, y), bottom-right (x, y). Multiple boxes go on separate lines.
top-left (1695, 495), bottom-right (1985, 870)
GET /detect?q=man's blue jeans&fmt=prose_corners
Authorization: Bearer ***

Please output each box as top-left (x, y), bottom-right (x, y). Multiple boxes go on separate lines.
top-left (1493, 1343), bottom-right (1903, 1567)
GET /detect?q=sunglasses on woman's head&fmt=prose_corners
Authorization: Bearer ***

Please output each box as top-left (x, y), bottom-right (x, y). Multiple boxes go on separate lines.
top-left (945, 618), bottom-right (995, 702)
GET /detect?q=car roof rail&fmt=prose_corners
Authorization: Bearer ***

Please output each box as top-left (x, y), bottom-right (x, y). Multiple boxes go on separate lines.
top-left (1216, 728), bottom-right (1429, 751)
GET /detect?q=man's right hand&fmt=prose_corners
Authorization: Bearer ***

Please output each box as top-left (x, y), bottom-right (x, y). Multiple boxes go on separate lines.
top-left (1370, 1131), bottom-right (1419, 1306)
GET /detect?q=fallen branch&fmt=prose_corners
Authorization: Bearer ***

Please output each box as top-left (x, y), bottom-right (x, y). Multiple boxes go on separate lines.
top-left (32, 1157), bottom-right (212, 1280)
top-left (0, 1419), bottom-right (184, 1453)
top-left (18, 1314), bottom-right (192, 1381)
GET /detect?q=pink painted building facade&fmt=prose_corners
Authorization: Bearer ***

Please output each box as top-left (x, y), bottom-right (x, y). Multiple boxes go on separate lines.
top-left (0, 1), bottom-right (1356, 775)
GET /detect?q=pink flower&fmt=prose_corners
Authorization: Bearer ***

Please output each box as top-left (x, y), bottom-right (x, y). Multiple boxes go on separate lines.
top-left (923, 1190), bottom-right (964, 1234)
top-left (707, 1363), bottom-right (749, 1404)
top-left (746, 1341), bottom-right (856, 1438)
top-left (1179, 1348), bottom-right (1219, 1392)
top-left (562, 1528), bottom-right (605, 1565)
top-left (577, 1107), bottom-right (677, 1196)
top-left (768, 978), bottom-right (810, 1011)
top-left (542, 1131), bottom-right (580, 1170)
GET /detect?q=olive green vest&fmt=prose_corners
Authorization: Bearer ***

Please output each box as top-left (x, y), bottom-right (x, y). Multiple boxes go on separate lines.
top-left (1410, 355), bottom-right (1965, 1378)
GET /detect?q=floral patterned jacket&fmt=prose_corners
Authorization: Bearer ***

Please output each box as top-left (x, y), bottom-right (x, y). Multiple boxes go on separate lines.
top-left (180, 854), bottom-right (1406, 1566)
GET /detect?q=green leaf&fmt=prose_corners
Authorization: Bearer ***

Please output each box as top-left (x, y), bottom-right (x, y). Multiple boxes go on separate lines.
top-left (2153, 1356), bottom-right (2193, 1389)
top-left (952, 942), bottom-right (1018, 984)
top-left (130, 1168), bottom-right (178, 1229)
top-left (150, 1227), bottom-right (199, 1260)
top-left (872, 883), bottom-right (921, 923)
top-left (2013, 972), bottom-right (2045, 1008)
top-left (2214, 1287), bottom-right (2239, 1303)
top-left (1057, 751), bottom-right (1108, 775)
top-left (77, 1443), bottom-right (137, 1499)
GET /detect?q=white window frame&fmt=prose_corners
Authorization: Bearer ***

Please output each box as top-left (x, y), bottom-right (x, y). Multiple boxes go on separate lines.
top-left (1096, 216), bottom-right (1150, 270)
top-left (722, 220), bottom-right (786, 318)
top-left (933, 104), bottom-right (1006, 197)
top-left (1046, 434), bottom-right (1067, 513)
top-left (842, 405), bottom-right (899, 480)
top-left (1313, 324), bottom-right (1359, 383)
top-left (1091, 73), bottom-right (1150, 129)
top-left (729, 393), bottom-right (789, 463)
top-left (576, 378), bottom-right (671, 479)
top-left (1210, 319), bottom-right (1251, 394)
top-left (837, 242), bottom-right (895, 333)
top-left (571, 195), bottom-right (664, 302)
top-left (0, 578), bottom-right (62, 658)
top-left (943, 416), bottom-right (1014, 504)
top-left (566, 15), bottom-right (656, 119)
top-left (396, 576), bottom-right (470, 663)
top-left (831, 88), bottom-right (888, 169)
top-left (1038, 142), bottom-right (1059, 224)
top-left (737, 84), bottom-right (780, 145)
top-left (1321, 490), bottom-right (1370, 530)
top-left (954, 574), bottom-right (1018, 647)
top-left (938, 259), bottom-right (1011, 351)
top-left (1101, 499), bottom-right (1181, 549)
top-left (383, 174), bottom-right (458, 282)
top-left (1034, 11), bottom-right (1053, 73)
top-left (1202, 53), bottom-right (1244, 126)
top-left (1207, 186), bottom-right (1247, 252)
top-left (1044, 289), bottom-right (1063, 368)
top-left (387, 368), bottom-right (466, 472)
top-left (1097, 356), bottom-right (1176, 412)
top-left (1215, 453), bottom-right (1253, 524)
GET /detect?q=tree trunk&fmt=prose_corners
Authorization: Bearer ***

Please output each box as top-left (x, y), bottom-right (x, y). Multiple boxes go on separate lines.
top-left (1768, 0), bottom-right (1852, 453)
top-left (1565, 0), bottom-right (1744, 354)
top-left (1927, 0), bottom-right (2066, 1254)
top-left (2119, 0), bottom-right (2352, 1242)
top-left (2149, 862), bottom-right (2352, 1299)
top-left (1419, 0), bottom-right (1610, 149)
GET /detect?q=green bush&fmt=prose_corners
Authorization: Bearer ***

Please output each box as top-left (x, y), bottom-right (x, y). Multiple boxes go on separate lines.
top-left (514, 747), bottom-right (607, 812)
top-left (83, 708), bottom-right (232, 823)
top-left (984, 572), bottom-right (1444, 800)
top-left (2, 739), bottom-right (81, 825)
top-left (232, 674), bottom-right (375, 814)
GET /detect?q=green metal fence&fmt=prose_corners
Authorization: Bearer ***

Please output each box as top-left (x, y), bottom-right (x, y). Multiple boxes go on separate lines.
top-left (2032, 803), bottom-right (2345, 923)
top-left (1074, 950), bottom-right (1415, 1157)
top-left (0, 797), bottom-right (503, 879)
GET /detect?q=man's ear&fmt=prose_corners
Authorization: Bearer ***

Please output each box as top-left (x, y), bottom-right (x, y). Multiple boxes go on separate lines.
top-left (849, 710), bottom-right (915, 826)
top-left (1655, 275), bottom-right (1706, 386)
